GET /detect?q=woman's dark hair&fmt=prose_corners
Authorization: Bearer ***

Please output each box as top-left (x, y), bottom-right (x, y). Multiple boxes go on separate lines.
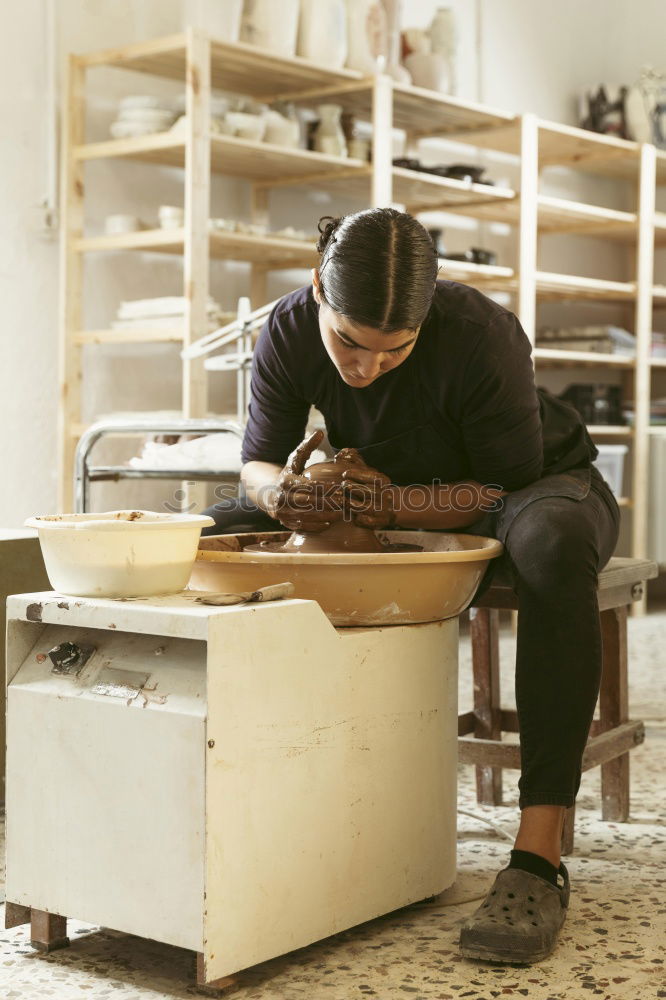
top-left (316, 208), bottom-right (438, 332)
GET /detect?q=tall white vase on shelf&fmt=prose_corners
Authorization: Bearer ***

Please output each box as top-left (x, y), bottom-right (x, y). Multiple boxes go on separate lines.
top-left (298, 0), bottom-right (347, 70)
top-left (345, 0), bottom-right (387, 75)
top-left (240, 0), bottom-right (300, 57)
top-left (381, 0), bottom-right (411, 83)
top-left (183, 0), bottom-right (244, 40)
top-left (428, 6), bottom-right (456, 93)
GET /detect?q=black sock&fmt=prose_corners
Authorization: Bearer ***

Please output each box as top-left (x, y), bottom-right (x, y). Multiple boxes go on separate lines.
top-left (507, 848), bottom-right (559, 886)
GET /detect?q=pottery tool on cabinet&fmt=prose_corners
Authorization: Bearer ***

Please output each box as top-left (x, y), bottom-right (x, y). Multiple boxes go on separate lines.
top-left (195, 581), bottom-right (295, 606)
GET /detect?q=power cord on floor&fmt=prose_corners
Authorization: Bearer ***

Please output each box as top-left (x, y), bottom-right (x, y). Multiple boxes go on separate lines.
top-left (411, 810), bottom-right (517, 909)
top-left (457, 808), bottom-right (515, 841)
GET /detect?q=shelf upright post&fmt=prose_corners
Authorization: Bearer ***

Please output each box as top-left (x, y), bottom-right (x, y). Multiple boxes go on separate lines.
top-left (371, 75), bottom-right (394, 208)
top-left (183, 28), bottom-right (211, 421)
top-left (517, 113), bottom-right (539, 347)
top-left (632, 142), bottom-right (656, 589)
top-left (58, 55), bottom-right (86, 512)
top-left (249, 185), bottom-right (270, 309)
top-left (182, 29), bottom-right (212, 513)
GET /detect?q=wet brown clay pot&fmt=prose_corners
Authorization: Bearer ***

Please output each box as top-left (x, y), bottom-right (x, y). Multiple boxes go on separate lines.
top-left (279, 457), bottom-right (385, 554)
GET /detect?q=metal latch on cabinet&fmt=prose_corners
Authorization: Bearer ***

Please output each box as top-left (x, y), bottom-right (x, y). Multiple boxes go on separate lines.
top-left (47, 641), bottom-right (96, 676)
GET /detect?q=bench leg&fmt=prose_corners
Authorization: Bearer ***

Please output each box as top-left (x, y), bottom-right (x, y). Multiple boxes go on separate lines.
top-left (30, 909), bottom-right (69, 952)
top-left (599, 606), bottom-right (630, 821)
top-left (469, 607), bottom-right (503, 805)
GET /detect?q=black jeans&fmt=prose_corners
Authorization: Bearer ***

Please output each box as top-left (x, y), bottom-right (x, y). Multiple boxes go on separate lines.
top-left (203, 466), bottom-right (621, 809)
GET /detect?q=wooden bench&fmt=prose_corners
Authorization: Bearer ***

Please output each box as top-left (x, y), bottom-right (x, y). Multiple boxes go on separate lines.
top-left (458, 556), bottom-right (659, 854)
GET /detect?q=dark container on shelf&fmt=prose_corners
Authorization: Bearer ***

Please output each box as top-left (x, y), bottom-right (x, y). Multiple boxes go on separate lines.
top-left (558, 383), bottom-right (625, 425)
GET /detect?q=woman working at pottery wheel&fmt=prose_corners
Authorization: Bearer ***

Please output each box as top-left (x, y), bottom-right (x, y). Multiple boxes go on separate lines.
top-left (203, 207), bottom-right (620, 965)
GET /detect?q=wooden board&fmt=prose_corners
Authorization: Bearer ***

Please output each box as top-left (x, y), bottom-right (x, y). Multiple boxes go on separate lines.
top-left (534, 348), bottom-right (635, 369)
top-left (76, 132), bottom-right (368, 183)
top-left (446, 192), bottom-right (638, 241)
top-left (79, 31), bottom-right (363, 96)
top-left (76, 228), bottom-right (316, 269)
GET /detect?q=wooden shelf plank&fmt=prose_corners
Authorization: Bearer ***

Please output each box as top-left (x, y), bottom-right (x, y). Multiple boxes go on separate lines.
top-left (391, 83), bottom-right (516, 136)
top-left (534, 348), bottom-right (635, 368)
top-left (79, 32), bottom-right (363, 95)
top-left (445, 192), bottom-right (638, 239)
top-left (535, 272), bottom-right (636, 301)
top-left (588, 425), bottom-right (633, 437)
top-left (616, 497), bottom-right (632, 507)
top-left (75, 132), bottom-right (368, 184)
top-left (75, 228), bottom-right (317, 268)
top-left (75, 328), bottom-right (185, 344)
top-left (437, 258), bottom-right (514, 285)
top-left (392, 167), bottom-right (515, 211)
top-left (436, 118), bottom-right (643, 179)
top-left (650, 356), bottom-right (666, 368)
top-left (653, 285), bottom-right (666, 303)
top-left (292, 81), bottom-right (517, 138)
top-left (209, 135), bottom-right (367, 181)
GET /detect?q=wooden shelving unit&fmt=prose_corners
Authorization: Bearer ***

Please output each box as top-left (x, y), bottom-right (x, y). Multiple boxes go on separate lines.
top-left (59, 30), bottom-right (665, 582)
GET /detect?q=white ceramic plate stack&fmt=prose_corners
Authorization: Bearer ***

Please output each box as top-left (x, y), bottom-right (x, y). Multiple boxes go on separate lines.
top-left (110, 96), bottom-right (175, 140)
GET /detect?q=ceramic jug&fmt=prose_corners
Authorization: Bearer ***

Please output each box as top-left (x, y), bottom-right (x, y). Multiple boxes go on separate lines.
top-left (345, 0), bottom-right (387, 74)
top-left (428, 6), bottom-right (456, 93)
top-left (240, 0), bottom-right (300, 57)
top-left (298, 0), bottom-right (347, 69)
top-left (183, 0), bottom-right (243, 40)
top-left (313, 104), bottom-right (348, 157)
top-left (381, 0), bottom-right (411, 82)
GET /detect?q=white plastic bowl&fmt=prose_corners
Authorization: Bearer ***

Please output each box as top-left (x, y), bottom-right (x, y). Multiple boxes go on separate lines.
top-left (25, 510), bottom-right (214, 598)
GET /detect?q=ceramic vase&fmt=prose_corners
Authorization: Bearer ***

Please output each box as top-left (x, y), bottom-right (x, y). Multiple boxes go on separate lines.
top-left (240, 0), bottom-right (300, 58)
top-left (403, 51), bottom-right (450, 92)
top-left (345, 0), bottom-right (387, 74)
top-left (313, 104), bottom-right (347, 157)
top-left (428, 6), bottom-right (456, 93)
top-left (183, 0), bottom-right (244, 40)
top-left (298, 0), bottom-right (347, 69)
top-left (381, 0), bottom-right (411, 82)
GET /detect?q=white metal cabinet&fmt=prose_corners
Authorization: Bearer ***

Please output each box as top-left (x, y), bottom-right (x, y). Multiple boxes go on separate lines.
top-left (5, 592), bottom-right (458, 985)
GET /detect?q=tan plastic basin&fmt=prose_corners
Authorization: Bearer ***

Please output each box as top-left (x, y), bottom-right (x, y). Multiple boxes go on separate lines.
top-left (189, 530), bottom-right (503, 626)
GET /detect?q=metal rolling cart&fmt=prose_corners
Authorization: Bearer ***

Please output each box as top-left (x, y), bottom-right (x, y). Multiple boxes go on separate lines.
top-left (73, 298), bottom-right (278, 513)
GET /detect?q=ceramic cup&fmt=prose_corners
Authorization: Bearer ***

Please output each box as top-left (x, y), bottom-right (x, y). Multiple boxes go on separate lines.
top-left (105, 214), bottom-right (142, 235)
top-left (224, 111), bottom-right (267, 142)
top-left (348, 137), bottom-right (371, 161)
top-left (158, 205), bottom-right (184, 229)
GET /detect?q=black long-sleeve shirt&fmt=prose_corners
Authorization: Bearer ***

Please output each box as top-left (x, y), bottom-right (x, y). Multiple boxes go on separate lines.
top-left (241, 280), bottom-right (597, 490)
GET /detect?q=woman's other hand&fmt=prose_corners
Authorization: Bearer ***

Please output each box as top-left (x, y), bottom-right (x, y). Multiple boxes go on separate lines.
top-left (339, 449), bottom-right (396, 530)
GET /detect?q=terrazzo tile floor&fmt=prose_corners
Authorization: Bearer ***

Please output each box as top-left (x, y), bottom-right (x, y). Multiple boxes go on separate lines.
top-left (1, 611), bottom-right (665, 1000)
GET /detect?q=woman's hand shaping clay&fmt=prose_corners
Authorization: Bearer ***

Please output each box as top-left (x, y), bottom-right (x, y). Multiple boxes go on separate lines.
top-left (271, 429), bottom-right (336, 534)
top-left (338, 448), bottom-right (396, 530)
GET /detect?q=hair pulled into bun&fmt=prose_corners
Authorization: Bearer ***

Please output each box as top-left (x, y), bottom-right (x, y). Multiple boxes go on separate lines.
top-left (316, 215), bottom-right (343, 255)
top-left (313, 208), bottom-right (437, 333)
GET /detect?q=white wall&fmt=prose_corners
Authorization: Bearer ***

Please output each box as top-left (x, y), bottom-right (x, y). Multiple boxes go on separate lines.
top-left (1, 0), bottom-right (664, 525)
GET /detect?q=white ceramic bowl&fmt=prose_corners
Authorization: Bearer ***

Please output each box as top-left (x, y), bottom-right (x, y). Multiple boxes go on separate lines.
top-left (117, 107), bottom-right (174, 124)
top-left (105, 214), bottom-right (143, 235)
top-left (25, 511), bottom-right (215, 598)
top-left (110, 121), bottom-right (167, 139)
top-left (119, 95), bottom-right (166, 110)
top-left (224, 111), bottom-right (266, 142)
